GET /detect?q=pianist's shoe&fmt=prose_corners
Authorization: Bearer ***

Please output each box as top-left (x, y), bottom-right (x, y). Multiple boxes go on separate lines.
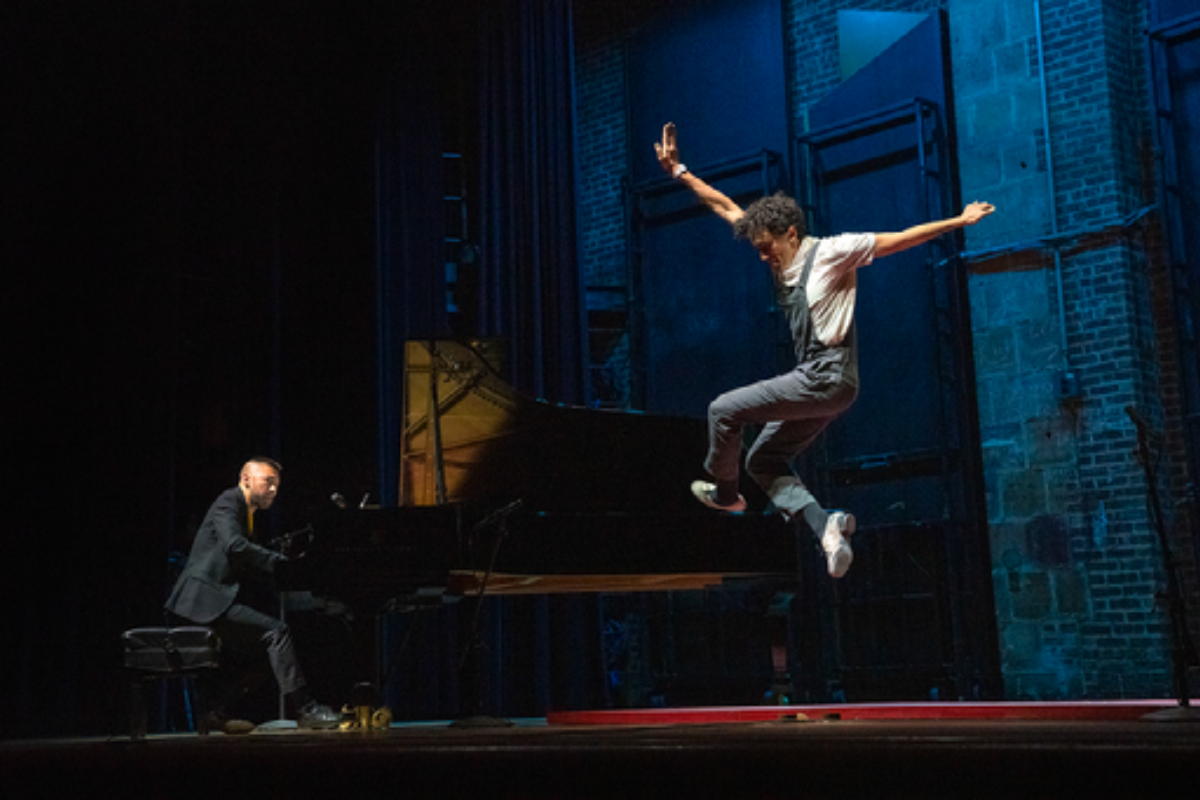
top-left (297, 700), bottom-right (342, 730)
top-left (690, 481), bottom-right (747, 513)
top-left (822, 511), bottom-right (855, 578)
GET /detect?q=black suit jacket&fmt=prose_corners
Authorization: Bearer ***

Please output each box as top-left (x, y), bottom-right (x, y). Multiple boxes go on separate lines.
top-left (165, 487), bottom-right (284, 623)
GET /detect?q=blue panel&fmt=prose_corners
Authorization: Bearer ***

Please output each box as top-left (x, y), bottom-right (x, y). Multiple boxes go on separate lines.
top-left (628, 0), bottom-right (788, 416)
top-left (1169, 33), bottom-right (1200, 266)
top-left (802, 13), bottom-right (953, 518)
top-left (1164, 25), bottom-right (1200, 456)
top-left (838, 10), bottom-right (927, 81)
top-left (824, 157), bottom-right (943, 462)
top-left (811, 13), bottom-right (945, 130)
top-left (637, 165), bottom-right (784, 416)
top-left (1154, 0), bottom-right (1200, 27)
top-left (630, 0), bottom-right (788, 185)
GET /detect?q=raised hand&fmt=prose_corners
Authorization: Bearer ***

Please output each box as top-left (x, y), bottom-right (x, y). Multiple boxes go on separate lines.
top-left (654, 122), bottom-right (680, 175)
top-left (652, 122), bottom-right (744, 224)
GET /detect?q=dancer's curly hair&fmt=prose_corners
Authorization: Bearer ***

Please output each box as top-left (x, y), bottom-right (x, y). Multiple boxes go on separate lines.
top-left (732, 192), bottom-right (806, 240)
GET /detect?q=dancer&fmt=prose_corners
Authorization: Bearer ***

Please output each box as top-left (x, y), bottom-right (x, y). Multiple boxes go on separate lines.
top-left (655, 122), bottom-right (994, 577)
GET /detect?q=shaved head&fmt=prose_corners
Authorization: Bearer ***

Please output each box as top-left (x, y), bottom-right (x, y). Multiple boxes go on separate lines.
top-left (240, 457), bottom-right (282, 512)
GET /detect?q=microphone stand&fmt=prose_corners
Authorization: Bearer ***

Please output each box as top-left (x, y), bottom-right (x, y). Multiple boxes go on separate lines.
top-left (450, 499), bottom-right (523, 729)
top-left (1127, 407), bottom-right (1200, 722)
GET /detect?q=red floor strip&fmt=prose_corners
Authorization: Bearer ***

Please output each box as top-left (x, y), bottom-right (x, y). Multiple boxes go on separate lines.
top-left (547, 700), bottom-right (1182, 726)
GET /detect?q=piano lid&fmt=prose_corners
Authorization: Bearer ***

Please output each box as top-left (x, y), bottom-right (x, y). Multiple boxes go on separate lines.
top-left (399, 339), bottom-right (712, 514)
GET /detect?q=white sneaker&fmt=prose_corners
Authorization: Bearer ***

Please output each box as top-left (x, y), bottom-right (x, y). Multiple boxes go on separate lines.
top-left (822, 511), bottom-right (855, 578)
top-left (690, 481), bottom-right (747, 513)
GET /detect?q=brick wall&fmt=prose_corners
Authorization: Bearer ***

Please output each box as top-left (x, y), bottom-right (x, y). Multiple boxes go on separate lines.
top-left (576, 36), bottom-right (629, 290)
top-left (575, 15), bottom-right (633, 407)
top-left (953, 0), bottom-right (1190, 699)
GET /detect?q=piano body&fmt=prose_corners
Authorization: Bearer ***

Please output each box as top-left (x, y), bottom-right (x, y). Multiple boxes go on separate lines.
top-left (296, 339), bottom-right (801, 613)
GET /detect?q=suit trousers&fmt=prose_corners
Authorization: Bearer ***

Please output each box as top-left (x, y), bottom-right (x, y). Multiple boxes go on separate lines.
top-left (210, 602), bottom-right (307, 701)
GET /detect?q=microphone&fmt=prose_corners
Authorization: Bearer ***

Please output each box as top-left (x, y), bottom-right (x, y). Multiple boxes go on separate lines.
top-left (472, 498), bottom-right (524, 532)
top-left (1125, 405), bottom-right (1163, 443)
top-left (331, 492), bottom-right (347, 509)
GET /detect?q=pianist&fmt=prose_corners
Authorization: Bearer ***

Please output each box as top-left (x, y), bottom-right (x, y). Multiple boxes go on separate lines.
top-left (655, 122), bottom-right (994, 579)
top-left (165, 457), bottom-right (341, 733)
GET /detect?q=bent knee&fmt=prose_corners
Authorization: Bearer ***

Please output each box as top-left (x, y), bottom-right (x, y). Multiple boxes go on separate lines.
top-left (708, 392), bottom-right (742, 422)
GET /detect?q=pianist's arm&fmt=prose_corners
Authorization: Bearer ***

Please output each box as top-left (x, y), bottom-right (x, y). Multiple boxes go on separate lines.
top-left (210, 494), bottom-right (285, 574)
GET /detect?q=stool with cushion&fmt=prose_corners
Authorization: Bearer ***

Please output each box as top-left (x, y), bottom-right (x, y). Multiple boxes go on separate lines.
top-left (121, 626), bottom-right (220, 740)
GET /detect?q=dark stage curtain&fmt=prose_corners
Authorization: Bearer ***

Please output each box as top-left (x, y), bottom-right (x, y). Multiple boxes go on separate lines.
top-left (375, 7), bottom-right (448, 508)
top-left (477, 0), bottom-right (589, 404)
top-left (474, 0), bottom-right (602, 716)
top-left (375, 0), bottom-right (604, 718)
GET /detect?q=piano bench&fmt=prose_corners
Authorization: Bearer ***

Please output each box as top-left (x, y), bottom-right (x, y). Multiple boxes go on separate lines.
top-left (121, 626), bottom-right (220, 741)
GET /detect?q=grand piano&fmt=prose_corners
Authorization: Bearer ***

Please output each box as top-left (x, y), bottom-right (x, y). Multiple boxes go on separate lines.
top-left (293, 338), bottom-right (802, 614)
top-left (276, 339), bottom-right (806, 713)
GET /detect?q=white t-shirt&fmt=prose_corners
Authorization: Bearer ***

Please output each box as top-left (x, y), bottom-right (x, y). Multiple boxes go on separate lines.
top-left (777, 233), bottom-right (876, 346)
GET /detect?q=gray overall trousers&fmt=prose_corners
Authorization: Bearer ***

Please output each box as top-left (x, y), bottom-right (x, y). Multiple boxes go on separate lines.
top-left (704, 241), bottom-right (859, 519)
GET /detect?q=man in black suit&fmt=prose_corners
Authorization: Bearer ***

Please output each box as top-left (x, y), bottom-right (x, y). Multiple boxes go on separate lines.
top-left (166, 457), bottom-right (340, 732)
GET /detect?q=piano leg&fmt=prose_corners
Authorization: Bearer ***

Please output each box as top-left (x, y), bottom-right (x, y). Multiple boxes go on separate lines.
top-left (286, 601), bottom-right (358, 712)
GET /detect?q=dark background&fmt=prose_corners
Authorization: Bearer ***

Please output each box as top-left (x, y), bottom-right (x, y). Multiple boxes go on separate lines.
top-left (5, 0), bottom-right (1200, 737)
top-left (4, 0), bottom-right (465, 735)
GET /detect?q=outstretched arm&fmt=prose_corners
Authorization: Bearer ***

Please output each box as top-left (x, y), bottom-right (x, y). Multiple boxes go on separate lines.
top-left (654, 122), bottom-right (745, 226)
top-left (874, 202), bottom-right (996, 258)
top-left (211, 496), bottom-right (284, 574)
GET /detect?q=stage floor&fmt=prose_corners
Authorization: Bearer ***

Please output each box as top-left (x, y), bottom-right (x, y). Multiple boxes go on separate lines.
top-left (5, 701), bottom-right (1200, 798)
